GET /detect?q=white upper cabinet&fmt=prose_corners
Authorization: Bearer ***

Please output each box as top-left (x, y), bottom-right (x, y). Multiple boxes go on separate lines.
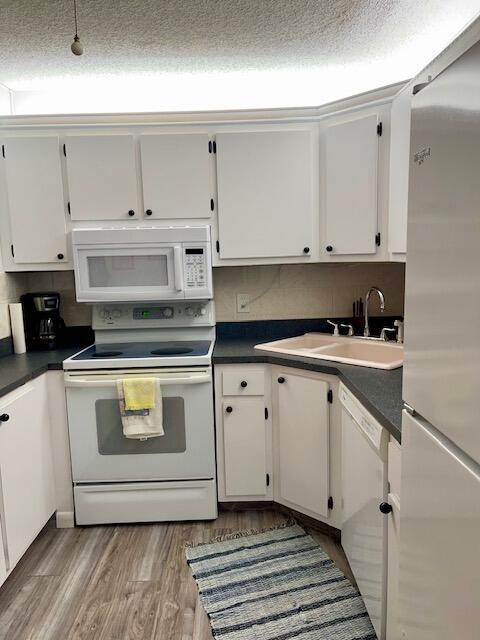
top-left (140, 133), bottom-right (212, 219)
top-left (65, 134), bottom-right (140, 221)
top-left (3, 136), bottom-right (68, 264)
top-left (215, 129), bottom-right (314, 261)
top-left (322, 113), bottom-right (380, 256)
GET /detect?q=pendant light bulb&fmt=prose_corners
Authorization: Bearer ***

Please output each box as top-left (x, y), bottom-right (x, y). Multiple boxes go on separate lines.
top-left (71, 35), bottom-right (83, 56)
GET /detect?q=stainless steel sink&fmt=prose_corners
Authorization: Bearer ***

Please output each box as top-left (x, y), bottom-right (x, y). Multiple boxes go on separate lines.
top-left (254, 333), bottom-right (403, 370)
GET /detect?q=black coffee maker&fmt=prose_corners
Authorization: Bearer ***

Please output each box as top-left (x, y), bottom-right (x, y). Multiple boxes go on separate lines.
top-left (21, 292), bottom-right (65, 350)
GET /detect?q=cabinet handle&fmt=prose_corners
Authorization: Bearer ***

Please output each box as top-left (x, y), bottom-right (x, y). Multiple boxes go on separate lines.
top-left (303, 247), bottom-right (310, 254)
top-left (226, 406), bottom-right (233, 413)
top-left (278, 377), bottom-right (285, 384)
top-left (128, 210), bottom-right (135, 217)
top-left (0, 414), bottom-right (9, 422)
top-left (379, 502), bottom-right (392, 514)
top-left (57, 253), bottom-right (64, 260)
top-left (326, 245), bottom-right (333, 253)
top-left (240, 380), bottom-right (248, 388)
top-left (145, 209), bottom-right (153, 216)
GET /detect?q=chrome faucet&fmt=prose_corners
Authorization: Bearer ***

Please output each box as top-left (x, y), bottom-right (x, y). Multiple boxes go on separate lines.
top-left (364, 287), bottom-right (385, 337)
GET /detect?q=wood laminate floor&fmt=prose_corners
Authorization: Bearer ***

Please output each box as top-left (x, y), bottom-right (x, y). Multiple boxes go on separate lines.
top-left (0, 509), bottom-right (353, 640)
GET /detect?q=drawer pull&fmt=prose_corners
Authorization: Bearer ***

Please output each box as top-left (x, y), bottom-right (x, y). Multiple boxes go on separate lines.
top-left (240, 380), bottom-right (248, 388)
top-left (379, 502), bottom-right (392, 514)
top-left (0, 413), bottom-right (9, 422)
top-left (225, 406), bottom-right (233, 413)
top-left (278, 377), bottom-right (285, 384)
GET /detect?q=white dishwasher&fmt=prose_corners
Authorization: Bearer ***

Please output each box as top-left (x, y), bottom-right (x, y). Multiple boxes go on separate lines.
top-left (340, 383), bottom-right (389, 640)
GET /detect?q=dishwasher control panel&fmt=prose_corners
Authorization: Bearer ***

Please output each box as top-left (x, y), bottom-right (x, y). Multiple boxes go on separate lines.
top-left (339, 383), bottom-right (387, 453)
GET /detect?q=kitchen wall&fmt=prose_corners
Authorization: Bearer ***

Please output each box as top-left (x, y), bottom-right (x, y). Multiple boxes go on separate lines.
top-left (21, 263), bottom-right (405, 327)
top-left (214, 263), bottom-right (405, 322)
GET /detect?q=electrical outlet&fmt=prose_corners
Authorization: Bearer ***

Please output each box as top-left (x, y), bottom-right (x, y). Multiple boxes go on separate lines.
top-left (237, 293), bottom-right (251, 313)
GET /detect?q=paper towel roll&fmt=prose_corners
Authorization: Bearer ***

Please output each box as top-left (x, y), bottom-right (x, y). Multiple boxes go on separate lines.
top-left (9, 303), bottom-right (26, 354)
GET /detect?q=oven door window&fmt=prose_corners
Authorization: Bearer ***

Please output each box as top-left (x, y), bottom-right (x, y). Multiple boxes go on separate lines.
top-left (95, 397), bottom-right (186, 455)
top-left (88, 254), bottom-right (168, 288)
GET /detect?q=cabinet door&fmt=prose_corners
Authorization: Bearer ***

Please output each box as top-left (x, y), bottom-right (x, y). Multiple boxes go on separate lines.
top-left (0, 524), bottom-right (6, 588)
top-left (324, 114), bottom-right (379, 255)
top-left (223, 398), bottom-right (267, 496)
top-left (140, 133), bottom-right (212, 219)
top-left (216, 130), bottom-right (314, 259)
top-left (3, 136), bottom-right (68, 263)
top-left (65, 134), bottom-right (139, 220)
top-left (0, 379), bottom-right (55, 570)
top-left (276, 373), bottom-right (329, 518)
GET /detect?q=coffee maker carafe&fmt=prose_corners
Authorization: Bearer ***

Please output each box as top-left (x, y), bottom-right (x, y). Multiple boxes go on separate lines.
top-left (21, 292), bottom-right (65, 350)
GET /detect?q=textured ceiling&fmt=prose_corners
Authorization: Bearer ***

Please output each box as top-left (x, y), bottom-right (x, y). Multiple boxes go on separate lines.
top-left (0, 0), bottom-right (479, 111)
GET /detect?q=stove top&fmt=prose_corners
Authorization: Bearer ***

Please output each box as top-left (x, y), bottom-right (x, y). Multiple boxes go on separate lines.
top-left (63, 340), bottom-right (213, 370)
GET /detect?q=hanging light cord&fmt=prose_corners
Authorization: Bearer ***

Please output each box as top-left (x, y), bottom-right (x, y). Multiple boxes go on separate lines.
top-left (73, 0), bottom-right (79, 38)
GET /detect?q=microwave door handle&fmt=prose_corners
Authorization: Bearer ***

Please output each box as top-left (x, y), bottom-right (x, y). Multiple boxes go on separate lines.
top-left (64, 374), bottom-right (211, 388)
top-left (174, 246), bottom-right (184, 292)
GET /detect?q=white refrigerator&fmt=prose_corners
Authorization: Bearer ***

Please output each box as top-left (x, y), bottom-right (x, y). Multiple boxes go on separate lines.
top-left (399, 38), bottom-right (480, 639)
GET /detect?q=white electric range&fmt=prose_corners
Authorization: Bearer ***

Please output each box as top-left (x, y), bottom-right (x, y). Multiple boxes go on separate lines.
top-left (63, 300), bottom-right (217, 525)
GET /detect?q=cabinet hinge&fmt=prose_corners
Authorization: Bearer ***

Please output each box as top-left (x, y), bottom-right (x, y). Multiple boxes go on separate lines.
top-left (10, 244), bottom-right (14, 257)
top-left (67, 201), bottom-right (71, 215)
top-left (328, 496), bottom-right (334, 510)
top-left (63, 143), bottom-right (66, 157)
top-left (327, 389), bottom-right (333, 404)
top-left (215, 240), bottom-right (220, 253)
top-left (210, 198), bottom-right (214, 212)
top-left (412, 81), bottom-right (429, 96)
top-left (264, 407), bottom-right (269, 420)
top-left (1, 144), bottom-right (4, 159)
top-left (266, 473), bottom-right (270, 487)
top-left (377, 122), bottom-right (383, 136)
top-left (375, 232), bottom-right (381, 247)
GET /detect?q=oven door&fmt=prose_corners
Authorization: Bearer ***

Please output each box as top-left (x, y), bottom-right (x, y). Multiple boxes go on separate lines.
top-left (73, 244), bottom-right (185, 302)
top-left (64, 368), bottom-right (215, 483)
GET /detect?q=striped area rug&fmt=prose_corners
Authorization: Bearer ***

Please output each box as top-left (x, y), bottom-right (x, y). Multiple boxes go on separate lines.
top-left (186, 521), bottom-right (376, 640)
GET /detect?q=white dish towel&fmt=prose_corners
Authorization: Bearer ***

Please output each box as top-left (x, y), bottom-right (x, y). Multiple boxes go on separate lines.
top-left (116, 379), bottom-right (165, 440)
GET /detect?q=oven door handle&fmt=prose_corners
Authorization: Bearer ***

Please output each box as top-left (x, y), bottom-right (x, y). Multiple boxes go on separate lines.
top-left (64, 374), bottom-right (211, 388)
top-left (174, 246), bottom-right (184, 292)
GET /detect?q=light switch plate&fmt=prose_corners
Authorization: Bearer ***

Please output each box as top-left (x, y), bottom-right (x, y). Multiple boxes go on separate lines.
top-left (236, 293), bottom-right (251, 313)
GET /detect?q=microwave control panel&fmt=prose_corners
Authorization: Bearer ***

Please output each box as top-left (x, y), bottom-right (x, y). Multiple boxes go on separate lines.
top-left (184, 248), bottom-right (207, 289)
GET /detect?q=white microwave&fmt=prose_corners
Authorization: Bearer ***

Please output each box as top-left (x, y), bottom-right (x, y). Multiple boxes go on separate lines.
top-left (72, 226), bottom-right (213, 302)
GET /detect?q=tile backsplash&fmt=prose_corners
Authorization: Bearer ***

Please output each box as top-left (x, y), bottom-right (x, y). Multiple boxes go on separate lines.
top-left (0, 271), bottom-right (27, 339)
top-left (19, 262), bottom-right (405, 330)
top-left (214, 263), bottom-right (405, 322)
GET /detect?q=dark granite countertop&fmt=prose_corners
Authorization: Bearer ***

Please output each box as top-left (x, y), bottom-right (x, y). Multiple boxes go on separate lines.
top-left (213, 337), bottom-right (403, 443)
top-left (0, 345), bottom-right (89, 400)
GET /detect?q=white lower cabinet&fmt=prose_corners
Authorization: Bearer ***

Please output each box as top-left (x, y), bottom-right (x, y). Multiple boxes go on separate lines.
top-left (215, 365), bottom-right (273, 501)
top-left (273, 368), bottom-right (331, 521)
top-left (0, 376), bottom-right (56, 587)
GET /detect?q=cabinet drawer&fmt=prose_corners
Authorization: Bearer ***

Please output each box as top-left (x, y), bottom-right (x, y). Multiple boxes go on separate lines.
top-left (222, 370), bottom-right (264, 396)
top-left (388, 439), bottom-right (402, 498)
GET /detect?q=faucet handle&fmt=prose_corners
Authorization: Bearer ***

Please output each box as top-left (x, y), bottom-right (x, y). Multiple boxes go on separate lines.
top-left (327, 320), bottom-right (340, 336)
top-left (380, 327), bottom-right (396, 341)
top-left (340, 324), bottom-right (354, 336)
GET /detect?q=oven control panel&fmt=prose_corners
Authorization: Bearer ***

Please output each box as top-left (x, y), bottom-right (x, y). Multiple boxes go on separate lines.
top-left (93, 301), bottom-right (214, 329)
top-left (184, 248), bottom-right (207, 289)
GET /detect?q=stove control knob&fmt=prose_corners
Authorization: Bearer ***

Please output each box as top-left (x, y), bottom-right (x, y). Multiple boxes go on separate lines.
top-left (185, 306), bottom-right (195, 317)
top-left (164, 307), bottom-right (174, 318)
top-left (199, 306), bottom-right (207, 316)
top-left (112, 309), bottom-right (121, 319)
top-left (99, 309), bottom-right (108, 319)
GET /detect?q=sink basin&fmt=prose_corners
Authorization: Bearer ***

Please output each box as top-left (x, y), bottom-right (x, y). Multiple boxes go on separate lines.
top-left (254, 333), bottom-right (403, 370)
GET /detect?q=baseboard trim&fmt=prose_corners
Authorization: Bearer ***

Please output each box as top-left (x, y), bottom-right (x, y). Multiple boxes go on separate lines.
top-left (56, 511), bottom-right (75, 528)
top-left (218, 501), bottom-right (341, 541)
